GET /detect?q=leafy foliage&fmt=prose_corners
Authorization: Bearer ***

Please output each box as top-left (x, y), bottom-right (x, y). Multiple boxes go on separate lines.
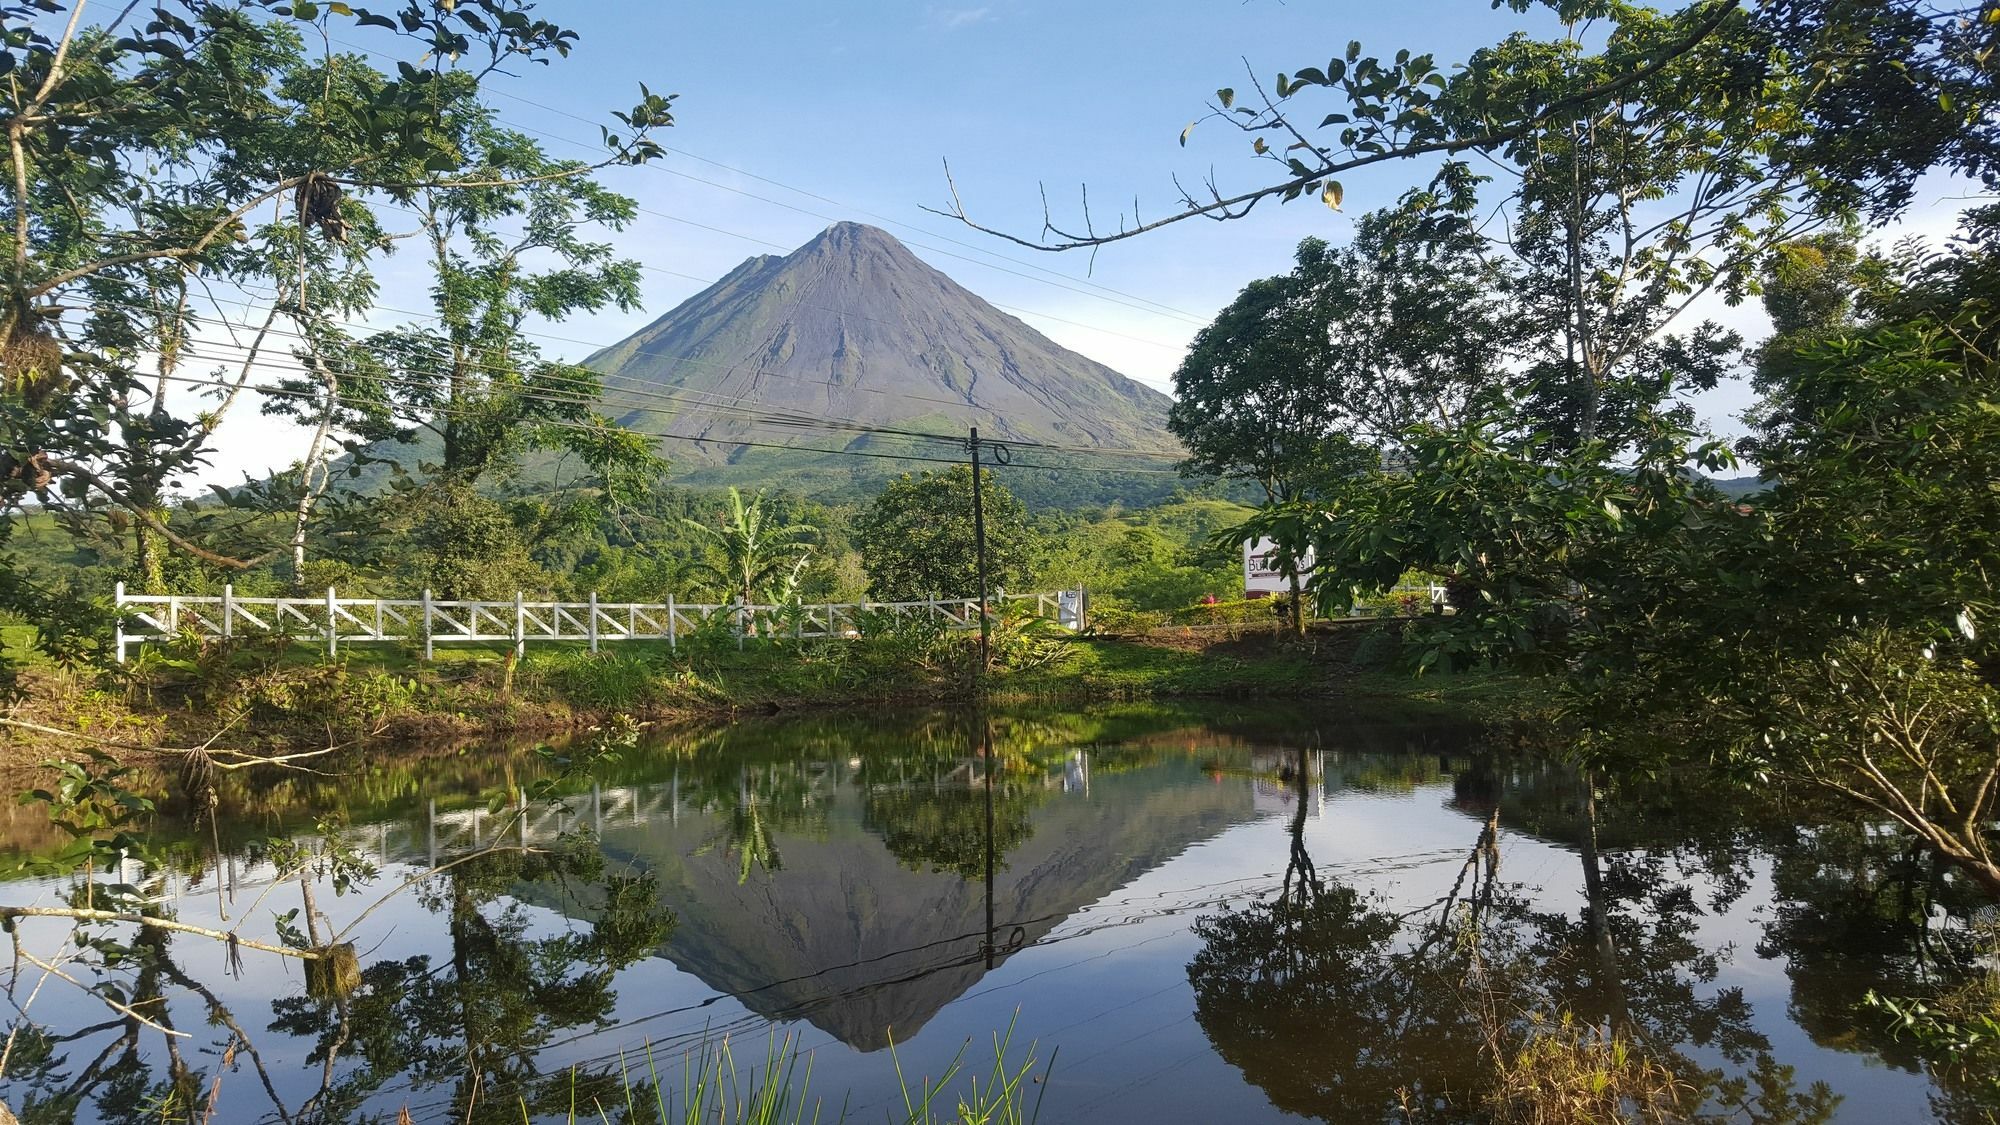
top-left (856, 465), bottom-right (1038, 601)
top-left (680, 487), bottom-right (817, 608)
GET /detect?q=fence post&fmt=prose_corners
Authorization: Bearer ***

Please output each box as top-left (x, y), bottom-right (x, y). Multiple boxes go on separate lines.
top-left (513, 590), bottom-right (525, 658)
top-left (666, 594), bottom-right (676, 650)
top-left (421, 588), bottom-right (434, 661)
top-left (826, 602), bottom-right (835, 638)
top-left (221, 584), bottom-right (234, 640)
top-left (588, 591), bottom-right (600, 653)
top-left (113, 581), bottom-right (126, 665)
top-left (325, 585), bottom-right (337, 657)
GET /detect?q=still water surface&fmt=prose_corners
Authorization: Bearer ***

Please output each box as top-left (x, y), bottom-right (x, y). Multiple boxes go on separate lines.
top-left (0, 703), bottom-right (1983, 1123)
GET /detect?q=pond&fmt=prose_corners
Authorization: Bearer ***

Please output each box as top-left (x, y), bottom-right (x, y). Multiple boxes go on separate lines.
top-left (0, 701), bottom-right (1987, 1123)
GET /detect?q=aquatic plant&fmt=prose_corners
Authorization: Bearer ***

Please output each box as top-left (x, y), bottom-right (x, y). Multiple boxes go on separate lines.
top-left (535, 1018), bottom-right (1053, 1125)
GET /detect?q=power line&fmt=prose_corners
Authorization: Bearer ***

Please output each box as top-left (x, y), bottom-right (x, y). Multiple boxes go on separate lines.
top-left (116, 285), bottom-right (1187, 460)
top-left (150, 364), bottom-right (1188, 478)
top-left (151, 276), bottom-right (1185, 447)
top-left (170, 327), bottom-right (1184, 464)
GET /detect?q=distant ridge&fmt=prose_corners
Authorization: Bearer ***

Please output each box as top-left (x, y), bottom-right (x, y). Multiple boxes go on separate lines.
top-left (585, 222), bottom-right (1182, 505)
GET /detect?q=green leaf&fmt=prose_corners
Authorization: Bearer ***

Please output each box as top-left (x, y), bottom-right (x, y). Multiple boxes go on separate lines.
top-left (1320, 181), bottom-right (1343, 210)
top-left (1216, 88), bottom-right (1235, 110)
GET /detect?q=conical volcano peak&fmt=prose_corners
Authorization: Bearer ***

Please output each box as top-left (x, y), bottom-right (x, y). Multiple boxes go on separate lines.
top-left (585, 222), bottom-right (1178, 504)
top-left (788, 222), bottom-right (931, 276)
top-left (805, 220), bottom-right (906, 252)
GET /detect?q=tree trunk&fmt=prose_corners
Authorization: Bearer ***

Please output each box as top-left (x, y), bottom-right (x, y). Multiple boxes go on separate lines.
top-left (287, 351), bottom-right (340, 590)
top-left (133, 518), bottom-right (165, 593)
top-left (1578, 780), bottom-right (1630, 1034)
top-left (1286, 568), bottom-right (1305, 636)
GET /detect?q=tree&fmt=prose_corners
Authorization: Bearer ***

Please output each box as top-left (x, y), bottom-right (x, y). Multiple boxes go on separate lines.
top-left (1172, 200), bottom-right (1515, 493)
top-left (1170, 267), bottom-right (1363, 509)
top-left (1172, 210), bottom-right (1512, 629)
top-left (292, 119), bottom-right (666, 490)
top-left (402, 481), bottom-right (541, 600)
top-left (1744, 229), bottom-right (1867, 448)
top-left (0, 0), bottom-right (677, 649)
top-left (1695, 211), bottom-right (2000, 894)
top-left (950, 1), bottom-right (1976, 453)
top-left (681, 487), bottom-right (817, 611)
top-left (855, 466), bottom-right (1037, 602)
top-left (257, 113), bottom-right (669, 588)
top-left (0, 0), bottom-right (673, 576)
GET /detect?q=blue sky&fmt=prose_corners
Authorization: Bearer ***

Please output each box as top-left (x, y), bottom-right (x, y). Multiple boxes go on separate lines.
top-left (464, 0), bottom-right (1540, 379)
top-left (201, 0), bottom-right (1975, 482)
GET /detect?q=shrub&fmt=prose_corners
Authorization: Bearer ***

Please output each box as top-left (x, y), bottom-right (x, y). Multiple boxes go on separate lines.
top-left (1486, 1012), bottom-right (1688, 1125)
top-left (1171, 598), bottom-right (1283, 627)
top-left (521, 651), bottom-right (661, 711)
top-left (1351, 626), bottom-right (1404, 668)
top-left (1083, 596), bottom-right (1168, 634)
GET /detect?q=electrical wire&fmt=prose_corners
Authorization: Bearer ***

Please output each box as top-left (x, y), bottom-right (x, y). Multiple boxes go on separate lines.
top-left (169, 332), bottom-right (1187, 467)
top-left (108, 288), bottom-right (1187, 460)
top-left (142, 365), bottom-right (1189, 477)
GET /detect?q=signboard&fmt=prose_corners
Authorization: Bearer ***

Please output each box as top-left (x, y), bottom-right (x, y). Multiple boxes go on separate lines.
top-left (1056, 589), bottom-right (1084, 630)
top-left (1243, 538), bottom-right (1314, 598)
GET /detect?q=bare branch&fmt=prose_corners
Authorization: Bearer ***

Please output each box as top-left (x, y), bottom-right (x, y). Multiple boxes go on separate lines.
top-left (930, 0), bottom-right (1744, 251)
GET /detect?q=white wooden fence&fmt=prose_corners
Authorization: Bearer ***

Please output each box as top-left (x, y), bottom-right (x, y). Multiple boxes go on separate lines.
top-left (112, 584), bottom-right (1086, 663)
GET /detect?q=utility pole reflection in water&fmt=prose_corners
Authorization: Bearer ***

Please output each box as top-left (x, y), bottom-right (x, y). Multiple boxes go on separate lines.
top-left (983, 709), bottom-right (997, 971)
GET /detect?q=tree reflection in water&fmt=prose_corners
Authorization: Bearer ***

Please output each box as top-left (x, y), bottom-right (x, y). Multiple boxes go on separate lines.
top-left (7, 708), bottom-right (1997, 1122)
top-left (1189, 748), bottom-right (1844, 1124)
top-left (266, 837), bottom-right (672, 1123)
top-left (0, 837), bottom-right (667, 1125)
top-left (1188, 744), bottom-right (1500, 1121)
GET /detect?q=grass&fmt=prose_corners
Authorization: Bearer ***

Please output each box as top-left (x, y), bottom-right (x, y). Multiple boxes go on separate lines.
top-left (1484, 1013), bottom-right (1690, 1125)
top-left (1000, 634), bottom-right (1324, 700)
top-left (4, 616), bottom-right (1517, 761)
top-left (533, 1020), bottom-right (1054, 1125)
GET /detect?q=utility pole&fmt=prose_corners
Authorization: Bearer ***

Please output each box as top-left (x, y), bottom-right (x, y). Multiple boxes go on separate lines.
top-left (968, 426), bottom-right (992, 674)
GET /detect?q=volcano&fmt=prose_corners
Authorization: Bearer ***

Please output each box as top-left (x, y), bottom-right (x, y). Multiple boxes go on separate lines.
top-left (585, 222), bottom-right (1180, 504)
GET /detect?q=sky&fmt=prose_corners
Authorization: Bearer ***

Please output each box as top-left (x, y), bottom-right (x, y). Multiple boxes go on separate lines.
top-left (190, 0), bottom-right (1981, 485)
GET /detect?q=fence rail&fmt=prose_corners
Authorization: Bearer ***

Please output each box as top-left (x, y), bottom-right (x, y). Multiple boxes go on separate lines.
top-left (112, 584), bottom-right (1086, 663)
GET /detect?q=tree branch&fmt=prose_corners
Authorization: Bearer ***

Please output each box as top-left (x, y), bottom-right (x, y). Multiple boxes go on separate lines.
top-left (37, 456), bottom-right (281, 570)
top-left (931, 0), bottom-right (1744, 251)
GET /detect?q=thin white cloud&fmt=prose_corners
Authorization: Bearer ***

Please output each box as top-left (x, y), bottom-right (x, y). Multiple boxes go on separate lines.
top-left (928, 6), bottom-right (992, 30)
